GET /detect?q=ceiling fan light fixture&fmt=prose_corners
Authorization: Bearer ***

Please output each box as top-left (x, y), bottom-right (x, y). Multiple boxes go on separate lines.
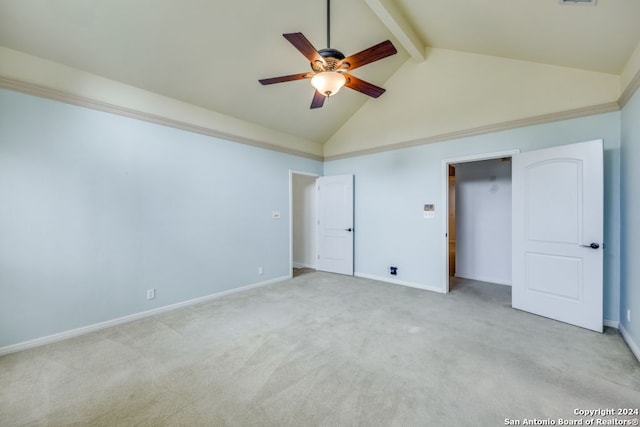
top-left (311, 71), bottom-right (346, 97)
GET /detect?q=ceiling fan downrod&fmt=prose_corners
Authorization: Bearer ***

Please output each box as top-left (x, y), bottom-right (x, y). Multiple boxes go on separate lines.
top-left (326, 0), bottom-right (331, 48)
top-left (318, 0), bottom-right (345, 67)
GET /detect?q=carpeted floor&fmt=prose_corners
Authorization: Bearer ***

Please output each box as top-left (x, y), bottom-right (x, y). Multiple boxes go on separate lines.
top-left (1, 273), bottom-right (639, 426)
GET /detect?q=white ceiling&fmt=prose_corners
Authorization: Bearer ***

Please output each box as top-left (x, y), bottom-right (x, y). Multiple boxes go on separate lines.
top-left (1, 0), bottom-right (639, 145)
top-left (397, 0), bottom-right (640, 74)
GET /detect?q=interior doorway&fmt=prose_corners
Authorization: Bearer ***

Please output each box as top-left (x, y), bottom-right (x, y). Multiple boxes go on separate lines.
top-left (443, 142), bottom-right (604, 331)
top-left (448, 166), bottom-right (456, 278)
top-left (442, 150), bottom-right (519, 293)
top-left (290, 171), bottom-right (319, 276)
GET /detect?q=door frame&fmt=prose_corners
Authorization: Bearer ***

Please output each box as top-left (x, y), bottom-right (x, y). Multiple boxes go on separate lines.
top-left (289, 170), bottom-right (320, 278)
top-left (441, 150), bottom-right (520, 293)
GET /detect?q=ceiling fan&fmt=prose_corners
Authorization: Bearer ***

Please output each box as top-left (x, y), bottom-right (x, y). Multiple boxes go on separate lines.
top-left (258, 0), bottom-right (398, 109)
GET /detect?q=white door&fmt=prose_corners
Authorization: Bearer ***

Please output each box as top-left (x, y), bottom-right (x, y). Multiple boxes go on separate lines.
top-left (512, 140), bottom-right (603, 332)
top-left (317, 175), bottom-right (354, 275)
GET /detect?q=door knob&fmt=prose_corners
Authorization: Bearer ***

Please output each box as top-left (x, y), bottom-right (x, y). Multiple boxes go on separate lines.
top-left (580, 243), bottom-right (600, 249)
top-left (345, 228), bottom-right (353, 232)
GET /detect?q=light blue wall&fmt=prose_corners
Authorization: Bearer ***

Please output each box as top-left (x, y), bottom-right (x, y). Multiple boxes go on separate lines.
top-left (0, 89), bottom-right (322, 347)
top-left (621, 88), bottom-right (640, 348)
top-left (0, 86), bottom-right (627, 349)
top-left (325, 112), bottom-right (621, 322)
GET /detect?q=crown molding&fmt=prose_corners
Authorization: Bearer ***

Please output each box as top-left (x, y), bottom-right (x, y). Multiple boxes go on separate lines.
top-left (0, 77), bottom-right (323, 162)
top-left (2, 76), bottom-right (634, 163)
top-left (324, 102), bottom-right (620, 161)
top-left (618, 66), bottom-right (640, 109)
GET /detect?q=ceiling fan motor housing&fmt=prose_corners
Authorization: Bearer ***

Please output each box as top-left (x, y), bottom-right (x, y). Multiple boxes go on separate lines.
top-left (319, 48), bottom-right (345, 60)
top-left (313, 48), bottom-right (348, 72)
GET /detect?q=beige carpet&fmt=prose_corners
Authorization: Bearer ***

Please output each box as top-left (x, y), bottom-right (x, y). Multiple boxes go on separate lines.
top-left (1, 273), bottom-right (639, 426)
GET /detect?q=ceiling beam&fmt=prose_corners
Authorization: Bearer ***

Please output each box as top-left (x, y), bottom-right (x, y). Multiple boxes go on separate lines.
top-left (365, 0), bottom-right (426, 62)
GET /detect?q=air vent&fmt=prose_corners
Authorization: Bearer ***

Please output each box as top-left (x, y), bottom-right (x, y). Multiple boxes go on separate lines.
top-left (559, 0), bottom-right (597, 5)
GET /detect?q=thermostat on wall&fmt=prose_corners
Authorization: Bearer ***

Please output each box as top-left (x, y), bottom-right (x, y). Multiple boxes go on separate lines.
top-left (424, 204), bottom-right (435, 219)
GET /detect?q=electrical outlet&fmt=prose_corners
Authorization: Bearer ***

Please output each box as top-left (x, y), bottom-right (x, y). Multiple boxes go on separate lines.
top-left (628, 309), bottom-right (631, 323)
top-left (258, 266), bottom-right (264, 275)
top-left (146, 288), bottom-right (155, 300)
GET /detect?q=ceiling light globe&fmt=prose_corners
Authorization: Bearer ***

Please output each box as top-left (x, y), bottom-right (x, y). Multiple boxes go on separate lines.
top-left (311, 72), bottom-right (347, 97)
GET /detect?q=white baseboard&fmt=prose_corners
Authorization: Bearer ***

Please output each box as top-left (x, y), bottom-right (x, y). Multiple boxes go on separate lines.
top-left (604, 319), bottom-right (619, 329)
top-left (619, 324), bottom-right (640, 363)
top-left (355, 272), bottom-right (445, 294)
top-left (0, 275), bottom-right (289, 357)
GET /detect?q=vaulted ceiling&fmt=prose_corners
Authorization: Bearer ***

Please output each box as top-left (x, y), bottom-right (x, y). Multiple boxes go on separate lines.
top-left (1, 0), bottom-right (639, 146)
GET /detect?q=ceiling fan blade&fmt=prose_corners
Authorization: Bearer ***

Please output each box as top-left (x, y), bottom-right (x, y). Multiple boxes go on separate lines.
top-left (344, 74), bottom-right (386, 98)
top-left (310, 90), bottom-right (326, 109)
top-left (340, 40), bottom-right (397, 71)
top-left (259, 73), bottom-right (313, 85)
top-left (283, 33), bottom-right (324, 64)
